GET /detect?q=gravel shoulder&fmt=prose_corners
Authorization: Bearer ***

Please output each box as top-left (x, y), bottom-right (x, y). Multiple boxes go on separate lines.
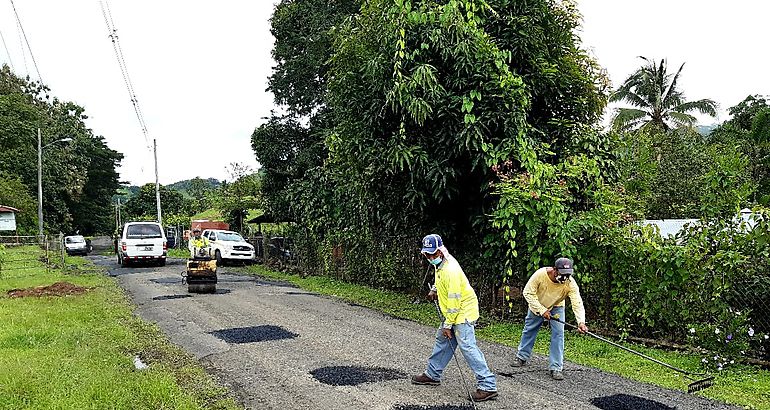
top-left (91, 255), bottom-right (738, 410)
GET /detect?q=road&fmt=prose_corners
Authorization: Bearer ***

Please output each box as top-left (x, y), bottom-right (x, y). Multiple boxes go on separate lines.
top-left (91, 255), bottom-right (736, 410)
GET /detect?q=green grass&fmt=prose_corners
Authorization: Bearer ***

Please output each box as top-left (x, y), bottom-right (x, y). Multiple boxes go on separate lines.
top-left (167, 248), bottom-right (190, 259)
top-left (242, 264), bottom-right (770, 410)
top-left (0, 246), bottom-right (240, 410)
top-left (191, 208), bottom-right (222, 221)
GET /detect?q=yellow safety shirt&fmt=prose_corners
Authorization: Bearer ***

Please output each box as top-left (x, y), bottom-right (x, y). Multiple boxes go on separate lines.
top-left (434, 258), bottom-right (479, 327)
top-left (190, 237), bottom-right (209, 249)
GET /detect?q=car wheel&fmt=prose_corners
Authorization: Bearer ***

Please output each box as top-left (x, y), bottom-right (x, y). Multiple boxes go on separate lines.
top-left (120, 255), bottom-right (129, 268)
top-left (215, 250), bottom-right (223, 266)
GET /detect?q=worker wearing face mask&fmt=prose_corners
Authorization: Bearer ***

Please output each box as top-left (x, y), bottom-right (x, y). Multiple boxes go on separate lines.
top-left (511, 257), bottom-right (588, 381)
top-left (411, 234), bottom-right (498, 402)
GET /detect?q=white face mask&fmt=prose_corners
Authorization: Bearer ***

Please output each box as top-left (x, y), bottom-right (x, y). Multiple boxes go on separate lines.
top-left (556, 273), bottom-right (571, 283)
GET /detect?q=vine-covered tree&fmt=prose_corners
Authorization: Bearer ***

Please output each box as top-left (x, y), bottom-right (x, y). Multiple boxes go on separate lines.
top-left (610, 57), bottom-right (718, 132)
top-left (255, 0), bottom-right (616, 291)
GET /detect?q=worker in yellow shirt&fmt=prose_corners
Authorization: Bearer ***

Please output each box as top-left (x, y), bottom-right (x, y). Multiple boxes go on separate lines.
top-left (189, 228), bottom-right (210, 258)
top-left (411, 234), bottom-right (498, 402)
top-left (512, 257), bottom-right (588, 380)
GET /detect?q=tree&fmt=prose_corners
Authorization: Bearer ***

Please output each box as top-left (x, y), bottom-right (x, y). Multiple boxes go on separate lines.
top-left (256, 0), bottom-right (613, 290)
top-left (123, 184), bottom-right (187, 220)
top-left (0, 65), bottom-right (123, 234)
top-left (0, 173), bottom-right (37, 234)
top-left (610, 57), bottom-right (717, 132)
top-left (215, 163), bottom-right (261, 232)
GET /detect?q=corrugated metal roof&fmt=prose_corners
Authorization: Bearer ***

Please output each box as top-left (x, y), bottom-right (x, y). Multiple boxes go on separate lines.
top-left (0, 205), bottom-right (20, 213)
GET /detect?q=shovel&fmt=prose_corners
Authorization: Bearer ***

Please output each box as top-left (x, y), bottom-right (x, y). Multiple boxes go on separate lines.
top-left (549, 316), bottom-right (714, 393)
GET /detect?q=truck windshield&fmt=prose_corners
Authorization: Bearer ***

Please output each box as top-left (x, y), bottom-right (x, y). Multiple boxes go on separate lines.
top-left (66, 237), bottom-right (85, 243)
top-left (218, 232), bottom-right (245, 242)
top-left (127, 224), bottom-right (163, 239)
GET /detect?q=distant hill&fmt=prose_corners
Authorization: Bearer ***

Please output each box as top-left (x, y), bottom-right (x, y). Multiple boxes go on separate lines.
top-left (113, 178), bottom-right (220, 203)
top-left (167, 178), bottom-right (221, 197)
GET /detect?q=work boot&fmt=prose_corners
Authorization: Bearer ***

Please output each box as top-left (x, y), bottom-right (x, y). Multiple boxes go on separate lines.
top-left (511, 357), bottom-right (527, 367)
top-left (550, 370), bottom-right (564, 380)
top-left (411, 373), bottom-right (440, 386)
top-left (472, 389), bottom-right (499, 402)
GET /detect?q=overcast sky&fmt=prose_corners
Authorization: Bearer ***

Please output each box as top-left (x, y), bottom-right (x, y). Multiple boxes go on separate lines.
top-left (1, 1), bottom-right (767, 186)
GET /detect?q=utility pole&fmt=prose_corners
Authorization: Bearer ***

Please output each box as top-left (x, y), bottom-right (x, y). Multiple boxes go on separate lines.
top-left (117, 197), bottom-right (121, 227)
top-left (37, 128), bottom-right (43, 238)
top-left (154, 138), bottom-right (162, 226)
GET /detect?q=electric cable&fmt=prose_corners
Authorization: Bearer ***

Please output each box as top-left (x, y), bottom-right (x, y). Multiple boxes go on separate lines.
top-left (0, 26), bottom-right (15, 71)
top-left (9, 0), bottom-right (42, 83)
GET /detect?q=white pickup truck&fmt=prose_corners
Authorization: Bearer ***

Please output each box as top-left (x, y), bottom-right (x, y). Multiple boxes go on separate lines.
top-left (199, 229), bottom-right (255, 265)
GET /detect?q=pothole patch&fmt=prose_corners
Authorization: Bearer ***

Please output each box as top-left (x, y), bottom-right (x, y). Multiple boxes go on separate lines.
top-left (392, 405), bottom-right (474, 410)
top-left (152, 294), bottom-right (192, 301)
top-left (150, 278), bottom-right (181, 284)
top-left (590, 394), bottom-right (675, 410)
top-left (310, 366), bottom-right (406, 386)
top-left (210, 325), bottom-right (298, 343)
top-left (7, 282), bottom-right (90, 298)
top-left (285, 291), bottom-right (315, 295)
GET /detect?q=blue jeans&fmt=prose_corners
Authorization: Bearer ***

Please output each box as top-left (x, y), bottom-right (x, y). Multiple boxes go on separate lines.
top-left (425, 321), bottom-right (497, 392)
top-left (515, 306), bottom-right (565, 371)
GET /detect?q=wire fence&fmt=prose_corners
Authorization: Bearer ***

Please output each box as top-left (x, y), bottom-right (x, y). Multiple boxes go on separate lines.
top-left (0, 235), bottom-right (66, 278)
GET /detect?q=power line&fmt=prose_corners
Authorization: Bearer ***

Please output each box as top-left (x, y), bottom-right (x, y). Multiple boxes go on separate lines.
top-left (9, 0), bottom-right (42, 83)
top-left (98, 0), bottom-right (162, 226)
top-left (0, 27), bottom-right (14, 71)
top-left (100, 0), bottom-right (150, 149)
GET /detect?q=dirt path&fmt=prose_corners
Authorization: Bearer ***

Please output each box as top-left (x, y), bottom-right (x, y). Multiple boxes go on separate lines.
top-left (91, 255), bottom-right (736, 410)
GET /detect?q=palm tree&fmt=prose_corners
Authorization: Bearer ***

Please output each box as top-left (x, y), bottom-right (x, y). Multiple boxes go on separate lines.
top-left (610, 57), bottom-right (718, 132)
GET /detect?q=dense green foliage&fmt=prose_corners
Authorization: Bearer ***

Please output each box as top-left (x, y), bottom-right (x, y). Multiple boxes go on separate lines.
top-left (254, 0), bottom-right (770, 367)
top-left (0, 65), bottom-right (122, 235)
top-left (255, 0), bottom-right (610, 294)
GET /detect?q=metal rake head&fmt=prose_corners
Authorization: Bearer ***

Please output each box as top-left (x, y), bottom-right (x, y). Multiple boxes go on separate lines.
top-left (687, 376), bottom-right (714, 393)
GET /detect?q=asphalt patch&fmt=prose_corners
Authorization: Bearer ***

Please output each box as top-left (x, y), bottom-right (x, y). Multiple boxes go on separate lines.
top-left (210, 325), bottom-right (298, 343)
top-left (150, 278), bottom-right (182, 284)
top-left (285, 291), bottom-right (315, 295)
top-left (310, 366), bottom-right (406, 386)
top-left (212, 289), bottom-right (231, 295)
top-left (152, 294), bottom-right (192, 300)
top-left (590, 394), bottom-right (675, 410)
top-left (392, 405), bottom-right (474, 410)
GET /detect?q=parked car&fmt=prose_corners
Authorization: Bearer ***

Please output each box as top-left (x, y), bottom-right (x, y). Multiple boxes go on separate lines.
top-left (117, 221), bottom-right (167, 267)
top-left (199, 229), bottom-right (255, 265)
top-left (64, 235), bottom-right (89, 256)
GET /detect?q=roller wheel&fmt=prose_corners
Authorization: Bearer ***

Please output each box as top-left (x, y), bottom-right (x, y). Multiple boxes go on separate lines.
top-left (188, 283), bottom-right (216, 294)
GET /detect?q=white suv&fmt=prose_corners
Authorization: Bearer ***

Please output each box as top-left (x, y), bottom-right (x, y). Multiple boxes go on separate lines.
top-left (200, 229), bottom-right (255, 265)
top-left (118, 222), bottom-right (167, 267)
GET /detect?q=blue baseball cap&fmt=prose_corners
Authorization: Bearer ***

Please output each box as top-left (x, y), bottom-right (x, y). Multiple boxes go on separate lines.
top-left (421, 234), bottom-right (443, 254)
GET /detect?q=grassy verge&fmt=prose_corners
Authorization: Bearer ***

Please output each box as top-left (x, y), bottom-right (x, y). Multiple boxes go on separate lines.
top-left (243, 264), bottom-right (769, 410)
top-left (0, 246), bottom-right (240, 410)
top-left (168, 248), bottom-right (190, 259)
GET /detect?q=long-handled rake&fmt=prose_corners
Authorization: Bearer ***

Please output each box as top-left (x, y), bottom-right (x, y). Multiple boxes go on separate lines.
top-left (549, 316), bottom-right (714, 393)
top-left (432, 300), bottom-right (478, 409)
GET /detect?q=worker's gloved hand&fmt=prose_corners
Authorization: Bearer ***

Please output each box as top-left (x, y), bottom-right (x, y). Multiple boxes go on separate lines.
top-left (427, 290), bottom-right (438, 301)
top-left (542, 310), bottom-right (552, 320)
top-left (442, 328), bottom-right (453, 339)
top-left (578, 322), bottom-right (588, 334)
